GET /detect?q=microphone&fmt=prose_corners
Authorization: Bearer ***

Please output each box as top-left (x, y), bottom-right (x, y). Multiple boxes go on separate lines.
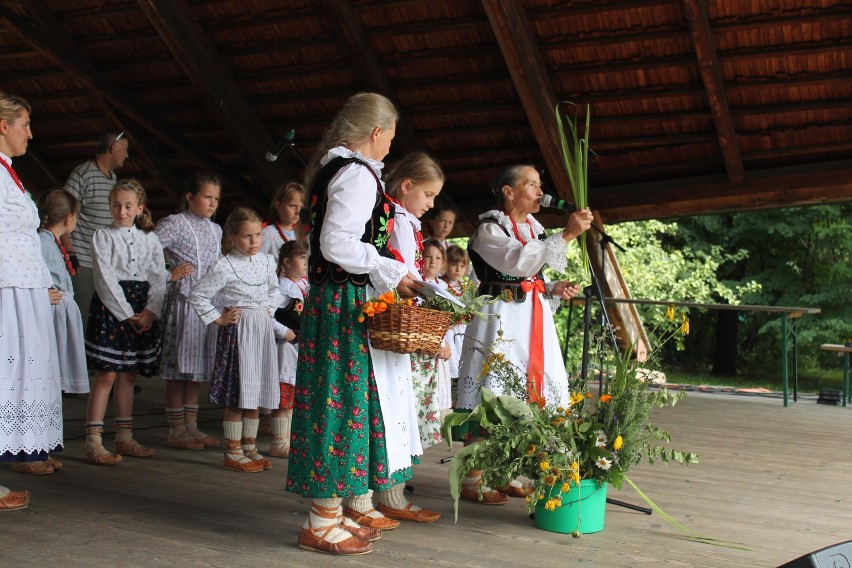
top-left (265, 129), bottom-right (296, 162)
top-left (540, 194), bottom-right (577, 213)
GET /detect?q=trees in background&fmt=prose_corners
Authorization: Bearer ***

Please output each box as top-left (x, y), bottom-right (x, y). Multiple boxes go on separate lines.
top-left (548, 204), bottom-right (850, 380)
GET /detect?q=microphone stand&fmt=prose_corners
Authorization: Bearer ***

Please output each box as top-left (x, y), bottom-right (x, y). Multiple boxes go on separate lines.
top-left (559, 215), bottom-right (652, 517)
top-left (583, 223), bottom-right (651, 516)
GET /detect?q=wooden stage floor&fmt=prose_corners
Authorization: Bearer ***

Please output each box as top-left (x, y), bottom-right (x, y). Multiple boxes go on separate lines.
top-left (2, 382), bottom-right (851, 567)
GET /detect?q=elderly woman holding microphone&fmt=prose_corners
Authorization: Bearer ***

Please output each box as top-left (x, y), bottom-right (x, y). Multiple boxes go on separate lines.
top-left (454, 164), bottom-right (593, 505)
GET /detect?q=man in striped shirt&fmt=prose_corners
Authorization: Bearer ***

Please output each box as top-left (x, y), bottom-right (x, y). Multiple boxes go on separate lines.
top-left (62, 131), bottom-right (129, 331)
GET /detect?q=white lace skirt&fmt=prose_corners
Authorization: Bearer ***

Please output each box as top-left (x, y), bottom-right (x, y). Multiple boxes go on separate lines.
top-left (0, 287), bottom-right (64, 458)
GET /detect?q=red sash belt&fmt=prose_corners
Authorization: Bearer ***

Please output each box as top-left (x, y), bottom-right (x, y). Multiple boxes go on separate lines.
top-left (520, 277), bottom-right (545, 406)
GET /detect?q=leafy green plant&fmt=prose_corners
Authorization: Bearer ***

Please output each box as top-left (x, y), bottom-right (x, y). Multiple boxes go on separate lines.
top-left (441, 311), bottom-right (698, 524)
top-left (420, 278), bottom-right (496, 327)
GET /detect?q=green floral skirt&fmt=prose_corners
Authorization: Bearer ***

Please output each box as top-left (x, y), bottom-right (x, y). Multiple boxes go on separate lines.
top-left (285, 281), bottom-right (412, 498)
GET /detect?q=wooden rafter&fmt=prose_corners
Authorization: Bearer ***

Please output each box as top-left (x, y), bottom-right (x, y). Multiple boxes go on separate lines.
top-left (481, 0), bottom-right (572, 200)
top-left (683, 0), bottom-right (744, 183)
top-left (0, 3), bottom-right (261, 205)
top-left (597, 161), bottom-right (852, 222)
top-left (21, 0), bottom-right (184, 206)
top-left (138, 0), bottom-right (296, 195)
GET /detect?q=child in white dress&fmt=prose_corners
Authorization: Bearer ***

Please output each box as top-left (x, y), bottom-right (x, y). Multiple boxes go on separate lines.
top-left (37, 189), bottom-right (90, 396)
top-left (374, 151), bottom-right (447, 524)
top-left (155, 172), bottom-right (223, 450)
top-left (442, 244), bottom-right (471, 385)
top-left (269, 240), bottom-right (308, 458)
top-left (84, 179), bottom-right (168, 465)
top-left (189, 207), bottom-right (280, 473)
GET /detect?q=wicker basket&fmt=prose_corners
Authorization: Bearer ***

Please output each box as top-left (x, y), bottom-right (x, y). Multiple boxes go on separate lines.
top-left (366, 303), bottom-right (453, 356)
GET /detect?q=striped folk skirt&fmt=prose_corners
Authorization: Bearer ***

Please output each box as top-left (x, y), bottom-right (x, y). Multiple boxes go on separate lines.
top-left (209, 308), bottom-right (278, 410)
top-left (159, 290), bottom-right (217, 382)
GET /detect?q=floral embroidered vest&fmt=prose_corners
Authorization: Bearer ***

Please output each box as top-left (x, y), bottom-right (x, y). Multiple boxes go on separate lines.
top-left (469, 217), bottom-right (545, 303)
top-left (307, 156), bottom-right (395, 287)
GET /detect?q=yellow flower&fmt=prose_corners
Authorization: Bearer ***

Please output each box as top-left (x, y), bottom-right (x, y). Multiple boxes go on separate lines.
top-left (544, 497), bottom-right (561, 511)
top-left (525, 444), bottom-right (536, 456)
top-left (570, 391), bottom-right (585, 406)
top-left (539, 461), bottom-right (550, 472)
top-left (680, 315), bottom-right (690, 335)
top-left (613, 435), bottom-right (623, 450)
top-left (666, 305), bottom-right (675, 321)
top-left (570, 470), bottom-right (581, 484)
top-left (561, 482), bottom-right (571, 492)
top-left (545, 475), bottom-right (556, 486)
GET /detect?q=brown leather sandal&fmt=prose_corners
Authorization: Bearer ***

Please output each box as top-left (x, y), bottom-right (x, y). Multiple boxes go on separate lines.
top-left (241, 437), bottom-right (272, 470)
top-left (460, 484), bottom-right (508, 505)
top-left (167, 435), bottom-right (205, 450)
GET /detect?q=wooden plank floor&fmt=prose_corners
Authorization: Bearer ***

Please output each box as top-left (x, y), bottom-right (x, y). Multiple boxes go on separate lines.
top-left (2, 381), bottom-right (851, 567)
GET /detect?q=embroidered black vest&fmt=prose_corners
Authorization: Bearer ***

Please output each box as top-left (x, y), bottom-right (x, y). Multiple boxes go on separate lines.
top-left (469, 216), bottom-right (546, 303)
top-left (307, 156), bottom-right (395, 287)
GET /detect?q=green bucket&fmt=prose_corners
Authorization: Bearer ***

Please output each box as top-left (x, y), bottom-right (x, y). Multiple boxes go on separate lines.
top-left (534, 480), bottom-right (608, 534)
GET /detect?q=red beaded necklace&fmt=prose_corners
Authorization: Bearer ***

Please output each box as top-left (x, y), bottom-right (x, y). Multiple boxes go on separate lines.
top-left (49, 229), bottom-right (76, 276)
top-left (274, 222), bottom-right (293, 243)
top-left (504, 211), bottom-right (535, 245)
top-left (0, 158), bottom-right (25, 193)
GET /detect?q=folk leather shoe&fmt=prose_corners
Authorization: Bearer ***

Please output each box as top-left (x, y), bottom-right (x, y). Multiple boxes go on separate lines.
top-left (376, 502), bottom-right (441, 523)
top-left (223, 455), bottom-right (264, 473)
top-left (11, 461), bottom-right (54, 475)
top-left (0, 490), bottom-right (29, 511)
top-left (114, 439), bottom-right (155, 458)
top-left (167, 435), bottom-right (205, 450)
top-left (298, 504), bottom-right (374, 555)
top-left (341, 506), bottom-right (400, 531)
top-left (460, 484), bottom-right (508, 505)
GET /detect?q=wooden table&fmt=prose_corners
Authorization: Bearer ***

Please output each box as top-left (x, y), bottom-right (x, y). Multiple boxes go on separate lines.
top-left (820, 344), bottom-right (852, 406)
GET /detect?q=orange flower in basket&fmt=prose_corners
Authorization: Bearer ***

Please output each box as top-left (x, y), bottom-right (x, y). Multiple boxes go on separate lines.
top-left (378, 292), bottom-right (397, 304)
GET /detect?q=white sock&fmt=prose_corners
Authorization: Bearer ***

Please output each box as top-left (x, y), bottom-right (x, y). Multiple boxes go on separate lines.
top-left (223, 420), bottom-right (250, 463)
top-left (271, 414), bottom-right (291, 445)
top-left (0, 485), bottom-right (9, 498)
top-left (304, 498), bottom-right (349, 544)
top-left (344, 490), bottom-right (384, 519)
top-left (378, 483), bottom-right (420, 511)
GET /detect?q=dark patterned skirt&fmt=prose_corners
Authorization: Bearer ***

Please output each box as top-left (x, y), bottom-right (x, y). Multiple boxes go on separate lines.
top-left (209, 323), bottom-right (239, 407)
top-left (285, 281), bottom-right (413, 498)
top-left (85, 281), bottom-right (161, 376)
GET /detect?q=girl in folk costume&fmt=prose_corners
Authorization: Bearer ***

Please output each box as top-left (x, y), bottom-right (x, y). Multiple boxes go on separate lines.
top-left (0, 92), bottom-right (63, 507)
top-left (260, 182), bottom-right (305, 257)
top-left (286, 92), bottom-right (423, 556)
top-left (419, 239), bottom-right (454, 422)
top-left (455, 164), bottom-right (592, 504)
top-left (374, 152), bottom-right (446, 524)
top-left (37, 189), bottom-right (90, 398)
top-left (268, 240), bottom-right (308, 458)
top-left (84, 179), bottom-right (168, 465)
top-left (189, 207), bottom-right (280, 473)
top-left (442, 244), bottom-right (471, 381)
top-left (423, 203), bottom-right (456, 248)
top-left (154, 172), bottom-right (223, 451)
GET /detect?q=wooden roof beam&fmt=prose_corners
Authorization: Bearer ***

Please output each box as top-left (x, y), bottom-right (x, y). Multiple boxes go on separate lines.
top-left (138, 0), bottom-right (296, 195)
top-left (0, 3), bottom-right (261, 205)
top-left (598, 161), bottom-right (852, 222)
top-left (683, 0), bottom-right (743, 182)
top-left (481, 0), bottom-right (572, 199)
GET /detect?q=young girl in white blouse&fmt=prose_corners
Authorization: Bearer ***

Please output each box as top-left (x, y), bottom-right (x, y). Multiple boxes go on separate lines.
top-left (189, 207), bottom-right (280, 473)
top-left (260, 182), bottom-right (304, 258)
top-left (374, 152), bottom-right (447, 524)
top-left (268, 240), bottom-right (308, 458)
top-left (155, 172), bottom-right (223, 451)
top-left (84, 179), bottom-right (168, 465)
